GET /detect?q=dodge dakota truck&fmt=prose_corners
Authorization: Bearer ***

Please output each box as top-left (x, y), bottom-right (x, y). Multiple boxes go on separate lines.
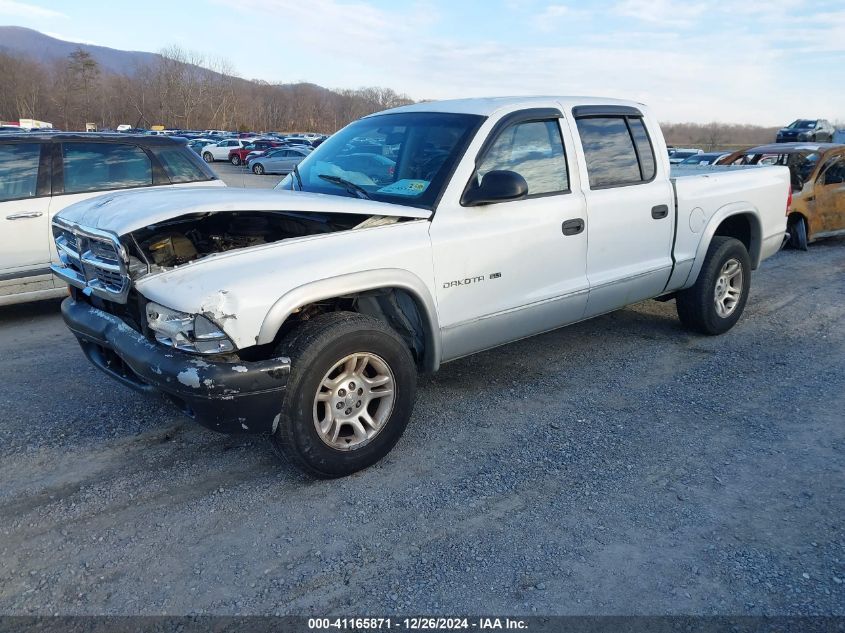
top-left (51, 97), bottom-right (790, 477)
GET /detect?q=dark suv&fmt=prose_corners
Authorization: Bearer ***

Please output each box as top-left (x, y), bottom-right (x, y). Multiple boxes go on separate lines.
top-left (0, 133), bottom-right (223, 306)
top-left (776, 119), bottom-right (835, 143)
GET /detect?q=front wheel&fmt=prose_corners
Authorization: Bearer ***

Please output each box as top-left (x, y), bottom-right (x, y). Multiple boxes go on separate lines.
top-left (676, 236), bottom-right (751, 335)
top-left (252, 163), bottom-right (265, 175)
top-left (202, 152), bottom-right (214, 163)
top-left (230, 155), bottom-right (241, 166)
top-left (270, 312), bottom-right (417, 478)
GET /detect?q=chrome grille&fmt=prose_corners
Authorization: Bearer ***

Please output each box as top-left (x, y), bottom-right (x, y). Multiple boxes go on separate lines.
top-left (51, 219), bottom-right (131, 303)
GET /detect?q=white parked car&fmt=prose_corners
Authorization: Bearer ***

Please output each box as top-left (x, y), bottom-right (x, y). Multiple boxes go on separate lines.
top-left (201, 138), bottom-right (256, 162)
top-left (51, 97), bottom-right (790, 477)
top-left (0, 133), bottom-right (224, 306)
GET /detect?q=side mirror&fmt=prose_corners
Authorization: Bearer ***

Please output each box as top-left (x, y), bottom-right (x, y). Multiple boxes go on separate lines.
top-left (462, 170), bottom-right (528, 206)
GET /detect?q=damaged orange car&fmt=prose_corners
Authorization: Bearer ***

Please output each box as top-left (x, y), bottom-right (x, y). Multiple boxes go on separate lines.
top-left (719, 143), bottom-right (845, 249)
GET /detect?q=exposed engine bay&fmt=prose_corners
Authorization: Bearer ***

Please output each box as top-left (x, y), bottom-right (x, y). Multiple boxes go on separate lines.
top-left (125, 211), bottom-right (399, 275)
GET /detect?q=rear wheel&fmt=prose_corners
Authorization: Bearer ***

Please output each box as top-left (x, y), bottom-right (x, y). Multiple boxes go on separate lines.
top-left (230, 155), bottom-right (241, 166)
top-left (270, 312), bottom-right (417, 478)
top-left (676, 236), bottom-right (751, 335)
top-left (787, 215), bottom-right (809, 251)
top-left (202, 152), bottom-right (214, 163)
top-left (253, 163), bottom-right (265, 175)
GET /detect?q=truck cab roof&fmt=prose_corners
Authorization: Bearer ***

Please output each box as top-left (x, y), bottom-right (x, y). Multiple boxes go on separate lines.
top-left (376, 96), bottom-right (648, 118)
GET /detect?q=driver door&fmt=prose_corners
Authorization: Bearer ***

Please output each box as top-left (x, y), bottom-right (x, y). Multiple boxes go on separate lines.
top-left (429, 111), bottom-right (589, 361)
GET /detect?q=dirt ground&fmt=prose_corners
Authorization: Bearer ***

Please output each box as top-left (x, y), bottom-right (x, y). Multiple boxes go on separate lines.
top-left (0, 239), bottom-right (843, 616)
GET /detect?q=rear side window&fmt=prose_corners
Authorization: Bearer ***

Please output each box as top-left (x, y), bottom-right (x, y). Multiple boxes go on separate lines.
top-left (628, 118), bottom-right (656, 181)
top-left (62, 143), bottom-right (152, 194)
top-left (0, 143), bottom-right (41, 202)
top-left (576, 116), bottom-right (657, 188)
top-left (151, 146), bottom-right (212, 184)
top-left (477, 119), bottom-right (569, 196)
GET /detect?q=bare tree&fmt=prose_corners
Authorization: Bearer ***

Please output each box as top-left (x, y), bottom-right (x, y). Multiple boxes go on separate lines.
top-left (67, 48), bottom-right (101, 126)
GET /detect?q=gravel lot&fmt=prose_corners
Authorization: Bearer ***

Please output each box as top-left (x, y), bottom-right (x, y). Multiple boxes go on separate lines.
top-left (0, 174), bottom-right (842, 616)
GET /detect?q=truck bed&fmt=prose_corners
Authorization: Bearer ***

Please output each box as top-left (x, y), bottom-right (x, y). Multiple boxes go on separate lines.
top-left (666, 164), bottom-right (790, 292)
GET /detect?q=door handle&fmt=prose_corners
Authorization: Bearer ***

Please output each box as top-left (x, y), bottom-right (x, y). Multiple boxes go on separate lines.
top-left (651, 204), bottom-right (669, 219)
top-left (561, 218), bottom-right (585, 236)
top-left (6, 211), bottom-right (44, 220)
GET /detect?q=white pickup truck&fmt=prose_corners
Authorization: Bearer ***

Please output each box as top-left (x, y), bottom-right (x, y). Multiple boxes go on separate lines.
top-left (51, 97), bottom-right (790, 477)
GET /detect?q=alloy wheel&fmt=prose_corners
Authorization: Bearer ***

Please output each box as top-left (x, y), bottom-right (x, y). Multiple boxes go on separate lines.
top-left (312, 352), bottom-right (396, 451)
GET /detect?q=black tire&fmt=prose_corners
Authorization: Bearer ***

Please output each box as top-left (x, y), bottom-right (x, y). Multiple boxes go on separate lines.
top-left (270, 311), bottom-right (417, 478)
top-left (230, 155), bottom-right (241, 166)
top-left (202, 152), bottom-right (214, 163)
top-left (787, 215), bottom-right (809, 251)
top-left (676, 236), bottom-right (751, 335)
top-left (253, 163), bottom-right (264, 175)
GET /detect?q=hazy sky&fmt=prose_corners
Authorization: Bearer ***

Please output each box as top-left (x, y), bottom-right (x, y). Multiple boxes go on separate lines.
top-left (2, 0), bottom-right (843, 125)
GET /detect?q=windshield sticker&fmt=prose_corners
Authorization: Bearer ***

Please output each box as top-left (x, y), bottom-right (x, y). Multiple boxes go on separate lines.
top-left (377, 179), bottom-right (430, 196)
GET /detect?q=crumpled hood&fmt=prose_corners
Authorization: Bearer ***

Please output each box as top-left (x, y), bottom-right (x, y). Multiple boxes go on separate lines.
top-left (56, 187), bottom-right (430, 236)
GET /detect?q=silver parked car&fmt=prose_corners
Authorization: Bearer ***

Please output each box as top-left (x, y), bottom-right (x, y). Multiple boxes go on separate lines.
top-left (250, 147), bottom-right (311, 175)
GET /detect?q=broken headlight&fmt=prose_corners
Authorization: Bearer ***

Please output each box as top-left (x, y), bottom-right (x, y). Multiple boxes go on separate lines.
top-left (145, 301), bottom-right (235, 354)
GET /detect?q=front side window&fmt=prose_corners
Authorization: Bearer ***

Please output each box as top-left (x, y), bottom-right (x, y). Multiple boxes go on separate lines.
top-left (0, 143), bottom-right (41, 202)
top-left (277, 111), bottom-right (483, 210)
top-left (62, 143), bottom-right (152, 194)
top-left (822, 158), bottom-right (845, 186)
top-left (475, 119), bottom-right (569, 196)
top-left (576, 116), bottom-right (656, 188)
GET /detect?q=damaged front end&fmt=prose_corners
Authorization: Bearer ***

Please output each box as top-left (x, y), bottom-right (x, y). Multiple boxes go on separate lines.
top-left (126, 210), bottom-right (399, 277)
top-left (50, 192), bottom-right (425, 434)
top-left (59, 296), bottom-right (289, 434)
top-left (51, 211), bottom-right (358, 433)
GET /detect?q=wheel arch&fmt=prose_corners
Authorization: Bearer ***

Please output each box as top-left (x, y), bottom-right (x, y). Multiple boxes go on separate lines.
top-left (257, 269), bottom-right (442, 373)
top-left (685, 204), bottom-right (763, 287)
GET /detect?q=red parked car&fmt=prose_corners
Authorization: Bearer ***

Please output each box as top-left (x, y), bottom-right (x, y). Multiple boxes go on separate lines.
top-left (228, 140), bottom-right (283, 165)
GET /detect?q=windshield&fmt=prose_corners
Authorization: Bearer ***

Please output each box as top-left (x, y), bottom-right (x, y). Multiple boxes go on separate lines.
top-left (672, 151), bottom-right (698, 159)
top-left (276, 111), bottom-right (484, 210)
top-left (788, 120), bottom-right (815, 129)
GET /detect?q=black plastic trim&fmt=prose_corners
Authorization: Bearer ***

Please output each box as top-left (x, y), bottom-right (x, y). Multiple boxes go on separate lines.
top-left (572, 105), bottom-right (643, 118)
top-left (0, 267), bottom-right (52, 282)
top-left (36, 142), bottom-right (51, 197)
top-left (61, 298), bottom-right (290, 434)
top-left (474, 108), bottom-right (564, 166)
top-left (50, 141), bottom-right (64, 195)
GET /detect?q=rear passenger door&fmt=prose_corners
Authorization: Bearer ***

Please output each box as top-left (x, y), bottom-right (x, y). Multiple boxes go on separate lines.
top-left (0, 140), bottom-right (52, 293)
top-left (572, 107), bottom-right (675, 317)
